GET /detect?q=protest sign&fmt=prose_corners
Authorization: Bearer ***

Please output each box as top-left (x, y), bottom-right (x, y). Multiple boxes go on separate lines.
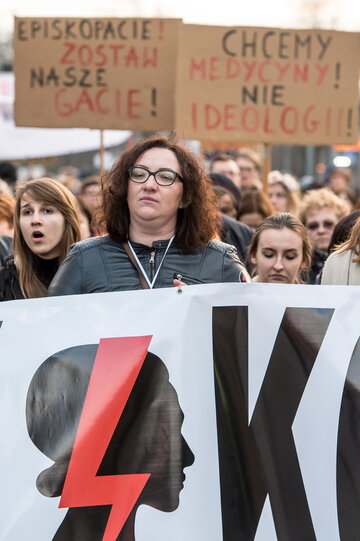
top-left (13, 17), bottom-right (179, 130)
top-left (175, 25), bottom-right (360, 144)
top-left (1, 282), bottom-right (360, 540)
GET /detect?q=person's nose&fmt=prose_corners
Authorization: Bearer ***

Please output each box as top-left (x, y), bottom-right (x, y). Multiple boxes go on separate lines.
top-left (31, 210), bottom-right (42, 225)
top-left (143, 173), bottom-right (158, 191)
top-left (273, 255), bottom-right (284, 271)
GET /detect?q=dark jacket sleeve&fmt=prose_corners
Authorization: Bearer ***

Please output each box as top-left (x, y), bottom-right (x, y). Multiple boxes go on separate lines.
top-left (222, 244), bottom-right (251, 282)
top-left (48, 245), bottom-right (83, 297)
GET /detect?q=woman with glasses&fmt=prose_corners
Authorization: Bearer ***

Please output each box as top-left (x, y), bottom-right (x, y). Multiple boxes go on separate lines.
top-left (49, 135), bottom-right (249, 296)
top-left (298, 188), bottom-right (349, 283)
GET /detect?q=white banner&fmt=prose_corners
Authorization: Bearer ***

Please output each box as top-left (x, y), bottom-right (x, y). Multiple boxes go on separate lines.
top-left (0, 283), bottom-right (359, 540)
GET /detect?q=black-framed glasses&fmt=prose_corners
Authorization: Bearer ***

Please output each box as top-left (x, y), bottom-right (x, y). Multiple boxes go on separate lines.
top-left (128, 166), bottom-right (183, 186)
top-left (306, 220), bottom-right (335, 231)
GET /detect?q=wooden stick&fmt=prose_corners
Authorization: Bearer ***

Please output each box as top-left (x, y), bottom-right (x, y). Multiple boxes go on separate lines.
top-left (262, 143), bottom-right (271, 192)
top-left (99, 130), bottom-right (105, 175)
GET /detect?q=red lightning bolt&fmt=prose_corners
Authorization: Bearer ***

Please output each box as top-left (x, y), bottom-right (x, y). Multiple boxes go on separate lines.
top-left (59, 336), bottom-right (152, 541)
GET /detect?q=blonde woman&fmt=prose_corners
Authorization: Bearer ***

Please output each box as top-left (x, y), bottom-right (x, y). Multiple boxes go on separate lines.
top-left (321, 216), bottom-right (360, 285)
top-left (0, 178), bottom-right (80, 300)
top-left (267, 170), bottom-right (301, 216)
top-left (248, 213), bottom-right (312, 284)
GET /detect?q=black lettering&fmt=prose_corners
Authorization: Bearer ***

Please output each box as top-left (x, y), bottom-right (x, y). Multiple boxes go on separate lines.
top-left (65, 21), bottom-right (77, 40)
top-left (117, 21), bottom-right (127, 40)
top-left (79, 68), bottom-right (91, 87)
top-left (294, 34), bottom-right (312, 60)
top-left (337, 335), bottom-right (360, 541)
top-left (142, 20), bottom-right (151, 40)
top-left (46, 67), bottom-right (60, 86)
top-left (242, 30), bottom-right (257, 57)
top-left (222, 30), bottom-right (237, 57)
top-left (94, 19), bottom-right (104, 39)
top-left (104, 22), bottom-right (116, 40)
top-left (30, 67), bottom-right (44, 88)
top-left (279, 31), bottom-right (290, 59)
top-left (96, 68), bottom-right (107, 87)
top-left (31, 20), bottom-right (41, 39)
top-left (51, 19), bottom-right (62, 40)
top-left (261, 31), bottom-right (275, 58)
top-left (272, 84), bottom-right (284, 106)
top-left (317, 34), bottom-right (332, 61)
top-left (213, 306), bottom-right (333, 540)
top-left (17, 21), bottom-right (27, 41)
top-left (63, 66), bottom-right (77, 87)
top-left (79, 19), bottom-right (92, 39)
top-left (242, 85), bottom-right (258, 104)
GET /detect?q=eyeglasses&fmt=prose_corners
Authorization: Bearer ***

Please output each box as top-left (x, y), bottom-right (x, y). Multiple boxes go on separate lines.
top-left (128, 166), bottom-right (183, 186)
top-left (239, 167), bottom-right (255, 173)
top-left (306, 220), bottom-right (335, 231)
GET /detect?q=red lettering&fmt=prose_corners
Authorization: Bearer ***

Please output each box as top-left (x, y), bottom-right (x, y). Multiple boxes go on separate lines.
top-left (325, 107), bottom-right (332, 135)
top-left (315, 64), bottom-right (329, 85)
top-left (109, 44), bottom-right (125, 66)
top-left (189, 58), bottom-right (206, 80)
top-left (224, 104), bottom-right (236, 130)
top-left (258, 61), bottom-right (271, 83)
top-left (191, 102), bottom-right (197, 130)
top-left (60, 42), bottom-right (76, 65)
top-left (303, 105), bottom-right (320, 133)
top-left (78, 45), bottom-right (93, 67)
top-left (241, 106), bottom-right (259, 132)
top-left (127, 89), bottom-right (142, 118)
top-left (205, 104), bottom-right (221, 130)
top-left (143, 47), bottom-right (158, 68)
top-left (243, 61), bottom-right (257, 82)
top-left (95, 44), bottom-right (107, 67)
top-left (226, 58), bottom-right (241, 79)
top-left (95, 89), bottom-right (109, 114)
top-left (125, 47), bottom-right (139, 68)
top-left (293, 64), bottom-right (308, 82)
top-left (115, 89), bottom-right (121, 116)
top-left (263, 107), bottom-right (275, 133)
top-left (280, 107), bottom-right (298, 134)
top-left (54, 88), bottom-right (72, 116)
top-left (76, 89), bottom-right (95, 112)
top-left (209, 57), bottom-right (220, 81)
top-left (275, 62), bottom-right (290, 82)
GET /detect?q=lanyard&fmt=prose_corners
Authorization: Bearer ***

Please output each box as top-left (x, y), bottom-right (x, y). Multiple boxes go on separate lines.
top-left (127, 236), bottom-right (174, 289)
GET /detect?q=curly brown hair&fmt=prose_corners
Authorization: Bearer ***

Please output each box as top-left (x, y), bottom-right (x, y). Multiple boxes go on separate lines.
top-left (100, 135), bottom-right (220, 250)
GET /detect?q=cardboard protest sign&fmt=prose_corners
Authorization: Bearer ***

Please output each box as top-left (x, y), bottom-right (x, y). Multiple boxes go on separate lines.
top-left (175, 25), bottom-right (360, 144)
top-left (13, 17), bottom-right (180, 130)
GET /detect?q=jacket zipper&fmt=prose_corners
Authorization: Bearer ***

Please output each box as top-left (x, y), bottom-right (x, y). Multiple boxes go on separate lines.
top-left (173, 273), bottom-right (204, 284)
top-left (149, 250), bottom-right (156, 281)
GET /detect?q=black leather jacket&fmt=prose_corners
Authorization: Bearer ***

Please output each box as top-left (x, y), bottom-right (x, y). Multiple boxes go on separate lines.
top-left (0, 256), bottom-right (24, 301)
top-left (48, 235), bottom-right (249, 296)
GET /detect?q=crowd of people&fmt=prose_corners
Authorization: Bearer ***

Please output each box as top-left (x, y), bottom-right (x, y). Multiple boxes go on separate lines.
top-left (0, 134), bottom-right (359, 301)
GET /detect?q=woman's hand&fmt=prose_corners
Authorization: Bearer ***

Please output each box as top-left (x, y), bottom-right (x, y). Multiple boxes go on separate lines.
top-left (173, 279), bottom-right (186, 287)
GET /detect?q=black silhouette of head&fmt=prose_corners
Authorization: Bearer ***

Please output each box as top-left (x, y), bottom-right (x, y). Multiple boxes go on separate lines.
top-left (26, 343), bottom-right (194, 540)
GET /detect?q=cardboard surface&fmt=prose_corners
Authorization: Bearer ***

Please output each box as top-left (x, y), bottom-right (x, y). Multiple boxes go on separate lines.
top-left (175, 25), bottom-right (360, 144)
top-left (14, 17), bottom-right (180, 130)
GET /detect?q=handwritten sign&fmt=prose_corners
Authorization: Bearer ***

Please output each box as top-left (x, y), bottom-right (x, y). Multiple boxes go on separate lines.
top-left (13, 17), bottom-right (180, 130)
top-left (175, 25), bottom-right (360, 144)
